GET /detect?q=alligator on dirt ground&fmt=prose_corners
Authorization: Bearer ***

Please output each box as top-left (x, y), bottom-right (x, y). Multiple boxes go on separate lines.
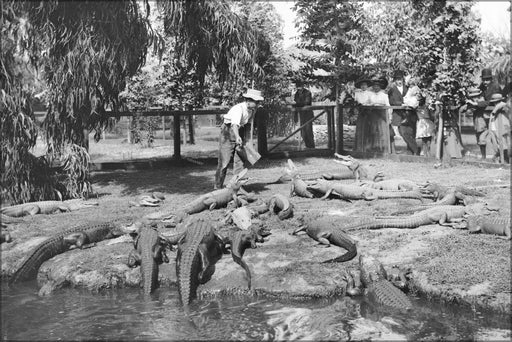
top-left (293, 217), bottom-right (357, 263)
top-left (1, 199), bottom-right (99, 217)
top-left (286, 160), bottom-right (315, 198)
top-left (1, 214), bottom-right (24, 227)
top-left (391, 188), bottom-right (466, 215)
top-left (144, 169), bottom-right (249, 226)
top-left (344, 255), bottom-right (412, 309)
top-left (307, 179), bottom-right (377, 201)
top-left (421, 182), bottom-right (484, 201)
top-left (321, 153), bottom-right (372, 181)
top-left (466, 215), bottom-right (511, 240)
top-left (362, 178), bottom-right (422, 192)
top-left (345, 205), bottom-right (470, 231)
top-left (174, 217), bottom-right (262, 305)
top-left (9, 220), bottom-right (137, 284)
top-left (127, 225), bottom-right (172, 294)
top-left (268, 194), bottom-right (293, 220)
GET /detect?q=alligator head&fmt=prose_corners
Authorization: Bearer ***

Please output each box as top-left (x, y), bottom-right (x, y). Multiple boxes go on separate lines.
top-left (359, 254), bottom-right (388, 287)
top-left (227, 168), bottom-right (249, 190)
top-left (66, 199), bottom-right (99, 210)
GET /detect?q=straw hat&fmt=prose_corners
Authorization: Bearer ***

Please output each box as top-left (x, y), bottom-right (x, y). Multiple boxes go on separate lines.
top-left (467, 88), bottom-right (482, 98)
top-left (489, 93), bottom-right (504, 103)
top-left (242, 89), bottom-right (264, 101)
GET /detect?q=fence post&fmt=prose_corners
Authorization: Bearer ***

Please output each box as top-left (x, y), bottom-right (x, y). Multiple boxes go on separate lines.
top-left (162, 116), bottom-right (165, 140)
top-left (435, 105), bottom-right (444, 160)
top-left (326, 106), bottom-right (333, 150)
top-left (336, 104), bottom-right (344, 154)
top-left (188, 115), bottom-right (195, 144)
top-left (173, 113), bottom-right (181, 159)
top-left (256, 106), bottom-right (268, 155)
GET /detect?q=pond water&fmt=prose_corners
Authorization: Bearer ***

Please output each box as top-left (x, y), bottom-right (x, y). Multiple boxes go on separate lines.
top-left (1, 282), bottom-right (510, 341)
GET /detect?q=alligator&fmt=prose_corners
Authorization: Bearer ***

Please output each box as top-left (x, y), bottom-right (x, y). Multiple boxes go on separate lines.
top-left (9, 220), bottom-right (136, 284)
top-left (363, 178), bottom-right (421, 192)
top-left (268, 194), bottom-right (293, 220)
top-left (345, 205), bottom-right (469, 231)
top-left (174, 218), bottom-right (260, 305)
top-left (421, 182), bottom-right (484, 201)
top-left (345, 255), bottom-right (412, 309)
top-left (467, 215), bottom-right (511, 240)
top-left (321, 154), bottom-right (370, 181)
top-left (370, 188), bottom-right (424, 201)
top-left (1, 231), bottom-right (12, 244)
top-left (307, 179), bottom-right (377, 201)
top-left (391, 189), bottom-right (465, 215)
top-left (145, 169), bottom-right (249, 225)
top-left (127, 225), bottom-right (171, 294)
top-left (286, 160), bottom-right (315, 198)
top-left (1, 199), bottom-right (99, 217)
top-left (128, 194), bottom-right (163, 208)
top-left (293, 218), bottom-right (357, 262)
top-left (1, 213), bottom-right (23, 227)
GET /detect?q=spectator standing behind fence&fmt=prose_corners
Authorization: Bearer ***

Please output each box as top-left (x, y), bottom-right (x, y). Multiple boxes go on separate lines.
top-left (415, 93), bottom-right (436, 157)
top-left (367, 76), bottom-right (395, 152)
top-left (488, 93), bottom-right (510, 163)
top-left (388, 71), bottom-right (409, 153)
top-left (214, 88), bottom-right (263, 189)
top-left (459, 88), bottom-right (488, 159)
top-left (293, 80), bottom-right (315, 149)
top-left (479, 68), bottom-right (503, 104)
top-left (391, 72), bottom-right (419, 155)
top-left (353, 77), bottom-right (371, 105)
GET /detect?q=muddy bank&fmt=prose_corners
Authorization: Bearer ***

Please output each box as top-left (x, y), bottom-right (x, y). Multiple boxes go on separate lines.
top-left (1, 157), bottom-right (510, 314)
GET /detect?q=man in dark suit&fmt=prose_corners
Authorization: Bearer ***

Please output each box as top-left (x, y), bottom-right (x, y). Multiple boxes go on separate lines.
top-left (294, 80), bottom-right (315, 148)
top-left (388, 71), bottom-right (418, 154)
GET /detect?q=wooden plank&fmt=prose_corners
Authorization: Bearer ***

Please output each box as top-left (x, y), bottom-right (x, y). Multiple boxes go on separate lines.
top-left (106, 108), bottom-right (229, 118)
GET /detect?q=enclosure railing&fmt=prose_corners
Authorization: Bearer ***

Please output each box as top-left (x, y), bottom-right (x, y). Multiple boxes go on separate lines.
top-left (34, 101), bottom-right (503, 162)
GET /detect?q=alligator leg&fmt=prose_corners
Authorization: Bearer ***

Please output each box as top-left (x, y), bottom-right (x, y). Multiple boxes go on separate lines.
top-left (198, 246), bottom-right (216, 284)
top-left (128, 250), bottom-right (142, 267)
top-left (320, 189), bottom-right (334, 200)
top-left (343, 271), bottom-right (362, 296)
top-left (23, 205), bottom-right (41, 216)
top-left (313, 232), bottom-right (331, 247)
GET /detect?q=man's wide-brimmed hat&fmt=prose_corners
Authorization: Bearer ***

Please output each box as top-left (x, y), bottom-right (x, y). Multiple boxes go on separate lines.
top-left (489, 93), bottom-right (504, 103)
top-left (467, 88), bottom-right (482, 98)
top-left (242, 89), bottom-right (264, 101)
top-left (481, 68), bottom-right (493, 80)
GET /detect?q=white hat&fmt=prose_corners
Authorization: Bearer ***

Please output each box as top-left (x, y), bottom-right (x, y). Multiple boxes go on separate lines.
top-left (242, 88), bottom-right (264, 101)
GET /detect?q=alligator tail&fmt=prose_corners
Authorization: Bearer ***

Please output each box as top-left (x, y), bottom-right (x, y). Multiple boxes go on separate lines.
top-left (9, 237), bottom-right (64, 284)
top-left (176, 221), bottom-right (208, 305)
top-left (322, 231), bottom-right (357, 263)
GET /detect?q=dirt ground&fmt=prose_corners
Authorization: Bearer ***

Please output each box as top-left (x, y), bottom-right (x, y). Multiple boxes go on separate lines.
top-left (1, 156), bottom-right (510, 314)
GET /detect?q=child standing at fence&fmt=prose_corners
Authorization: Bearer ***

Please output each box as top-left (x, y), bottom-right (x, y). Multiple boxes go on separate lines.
top-left (488, 93), bottom-right (510, 163)
top-left (415, 94), bottom-right (436, 157)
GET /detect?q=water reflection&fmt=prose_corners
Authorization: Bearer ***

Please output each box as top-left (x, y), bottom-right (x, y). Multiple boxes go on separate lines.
top-left (1, 283), bottom-right (510, 341)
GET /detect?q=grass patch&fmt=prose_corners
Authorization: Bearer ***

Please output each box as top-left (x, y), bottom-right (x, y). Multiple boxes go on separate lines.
top-left (421, 234), bottom-right (511, 293)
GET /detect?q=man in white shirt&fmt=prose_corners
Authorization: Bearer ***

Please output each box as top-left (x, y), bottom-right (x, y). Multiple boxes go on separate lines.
top-left (214, 88), bottom-right (264, 189)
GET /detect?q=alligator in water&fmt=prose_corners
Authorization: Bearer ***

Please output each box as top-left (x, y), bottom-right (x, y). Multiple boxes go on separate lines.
top-left (128, 225), bottom-right (171, 294)
top-left (1, 199), bottom-right (98, 217)
top-left (345, 255), bottom-right (412, 309)
top-left (293, 217), bottom-right (357, 262)
top-left (145, 169), bottom-right (249, 225)
top-left (345, 205), bottom-right (469, 230)
top-left (174, 218), bottom-right (261, 305)
top-left (9, 220), bottom-right (136, 284)
top-left (466, 215), bottom-right (511, 240)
